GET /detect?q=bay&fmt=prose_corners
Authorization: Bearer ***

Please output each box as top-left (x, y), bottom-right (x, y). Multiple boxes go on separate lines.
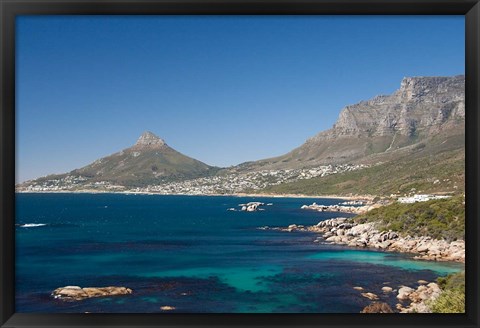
top-left (15, 193), bottom-right (463, 313)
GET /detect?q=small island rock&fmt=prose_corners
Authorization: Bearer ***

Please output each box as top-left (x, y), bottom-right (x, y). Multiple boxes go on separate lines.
top-left (52, 286), bottom-right (132, 301)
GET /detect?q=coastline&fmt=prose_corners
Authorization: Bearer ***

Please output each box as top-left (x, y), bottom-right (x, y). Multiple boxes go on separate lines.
top-left (17, 191), bottom-right (464, 313)
top-left (263, 217), bottom-right (465, 264)
top-left (15, 190), bottom-right (375, 201)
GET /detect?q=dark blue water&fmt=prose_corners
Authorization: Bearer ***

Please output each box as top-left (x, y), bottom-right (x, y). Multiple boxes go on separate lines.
top-left (15, 193), bottom-right (463, 313)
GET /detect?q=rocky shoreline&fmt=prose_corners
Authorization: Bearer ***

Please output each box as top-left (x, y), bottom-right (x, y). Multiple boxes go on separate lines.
top-left (300, 202), bottom-right (382, 215)
top-left (356, 280), bottom-right (443, 313)
top-left (259, 217), bottom-right (465, 263)
top-left (15, 190), bottom-right (375, 201)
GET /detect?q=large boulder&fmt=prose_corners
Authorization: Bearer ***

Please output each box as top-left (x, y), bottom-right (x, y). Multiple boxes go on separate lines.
top-left (397, 286), bottom-right (414, 300)
top-left (382, 286), bottom-right (393, 293)
top-left (52, 286), bottom-right (132, 301)
top-left (349, 223), bottom-right (375, 237)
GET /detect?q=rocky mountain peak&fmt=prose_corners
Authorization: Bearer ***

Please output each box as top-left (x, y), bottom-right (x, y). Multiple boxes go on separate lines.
top-left (134, 131), bottom-right (166, 147)
top-left (323, 75), bottom-right (465, 138)
top-left (398, 75), bottom-right (465, 102)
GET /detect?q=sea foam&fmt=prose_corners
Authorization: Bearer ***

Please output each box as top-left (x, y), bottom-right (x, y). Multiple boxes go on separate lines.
top-left (19, 223), bottom-right (47, 228)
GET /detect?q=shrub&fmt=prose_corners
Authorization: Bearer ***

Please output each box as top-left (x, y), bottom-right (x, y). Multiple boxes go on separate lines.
top-left (354, 196), bottom-right (464, 241)
top-left (429, 289), bottom-right (465, 313)
top-left (429, 271), bottom-right (465, 313)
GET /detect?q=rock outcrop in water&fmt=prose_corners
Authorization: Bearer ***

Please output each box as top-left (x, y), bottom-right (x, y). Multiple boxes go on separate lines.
top-left (396, 282), bottom-right (442, 313)
top-left (52, 286), bottom-right (133, 301)
top-left (239, 202), bottom-right (265, 212)
top-left (357, 280), bottom-right (443, 313)
top-left (361, 302), bottom-right (394, 313)
top-left (261, 217), bottom-right (465, 263)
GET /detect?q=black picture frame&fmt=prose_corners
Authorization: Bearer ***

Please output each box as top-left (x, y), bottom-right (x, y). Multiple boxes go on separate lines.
top-left (1, 1), bottom-right (479, 327)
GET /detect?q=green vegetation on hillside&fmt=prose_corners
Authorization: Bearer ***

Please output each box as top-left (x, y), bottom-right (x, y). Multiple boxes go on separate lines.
top-left (259, 148), bottom-right (464, 196)
top-left (355, 196), bottom-right (465, 241)
top-left (429, 271), bottom-right (465, 313)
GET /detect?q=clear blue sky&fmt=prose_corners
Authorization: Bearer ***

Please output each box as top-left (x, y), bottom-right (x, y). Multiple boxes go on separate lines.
top-left (16, 15), bottom-right (464, 183)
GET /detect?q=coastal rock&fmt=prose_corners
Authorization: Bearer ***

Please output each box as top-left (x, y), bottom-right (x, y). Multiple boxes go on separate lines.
top-left (287, 224), bottom-right (298, 232)
top-left (361, 302), bottom-right (394, 313)
top-left (398, 282), bottom-right (442, 313)
top-left (397, 286), bottom-right (414, 300)
top-left (349, 223), bottom-right (376, 237)
top-left (326, 236), bottom-right (342, 243)
top-left (262, 216), bottom-right (464, 263)
top-left (52, 286), bottom-right (132, 301)
top-left (301, 203), bottom-right (371, 215)
top-left (381, 286), bottom-right (393, 293)
top-left (361, 292), bottom-right (379, 301)
top-left (416, 244), bottom-right (429, 253)
top-left (239, 202), bottom-right (265, 212)
top-left (160, 306), bottom-right (176, 311)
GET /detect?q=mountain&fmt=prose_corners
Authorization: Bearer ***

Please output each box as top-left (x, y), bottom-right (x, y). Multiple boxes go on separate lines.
top-left (235, 75), bottom-right (465, 172)
top-left (17, 75), bottom-right (465, 196)
top-left (256, 75), bottom-right (465, 196)
top-left (21, 132), bottom-right (218, 189)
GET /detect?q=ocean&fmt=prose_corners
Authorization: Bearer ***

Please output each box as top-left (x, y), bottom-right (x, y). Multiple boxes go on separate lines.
top-left (15, 193), bottom-right (463, 313)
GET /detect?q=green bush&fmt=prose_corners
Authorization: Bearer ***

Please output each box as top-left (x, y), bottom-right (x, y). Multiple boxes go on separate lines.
top-left (354, 196), bottom-right (465, 241)
top-left (429, 289), bottom-right (465, 313)
top-left (429, 271), bottom-right (465, 313)
top-left (436, 271), bottom-right (465, 291)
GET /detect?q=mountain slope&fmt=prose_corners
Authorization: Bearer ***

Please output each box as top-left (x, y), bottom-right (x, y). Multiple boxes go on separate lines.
top-left (236, 75), bottom-right (465, 172)
top-left (260, 146), bottom-right (464, 196)
top-left (17, 75), bottom-right (465, 196)
top-left (21, 132), bottom-right (218, 189)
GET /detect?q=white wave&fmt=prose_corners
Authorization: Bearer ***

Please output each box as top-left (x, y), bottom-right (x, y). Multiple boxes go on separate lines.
top-left (19, 223), bottom-right (47, 228)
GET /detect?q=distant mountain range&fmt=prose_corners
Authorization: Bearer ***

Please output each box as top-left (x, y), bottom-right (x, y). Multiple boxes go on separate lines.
top-left (17, 75), bottom-right (465, 195)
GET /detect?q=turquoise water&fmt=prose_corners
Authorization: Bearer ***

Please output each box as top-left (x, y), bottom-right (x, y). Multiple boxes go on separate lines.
top-left (15, 193), bottom-right (463, 313)
top-left (307, 250), bottom-right (460, 275)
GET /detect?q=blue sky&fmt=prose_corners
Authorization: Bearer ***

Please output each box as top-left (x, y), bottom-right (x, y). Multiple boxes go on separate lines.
top-left (16, 15), bottom-right (464, 182)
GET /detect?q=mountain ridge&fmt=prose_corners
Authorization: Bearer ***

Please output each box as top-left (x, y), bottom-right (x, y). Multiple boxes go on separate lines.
top-left (17, 75), bottom-right (465, 195)
top-left (233, 75), bottom-right (464, 171)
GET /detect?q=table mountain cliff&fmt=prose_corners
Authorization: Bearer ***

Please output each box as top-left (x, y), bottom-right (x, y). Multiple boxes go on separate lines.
top-left (234, 75), bottom-right (464, 172)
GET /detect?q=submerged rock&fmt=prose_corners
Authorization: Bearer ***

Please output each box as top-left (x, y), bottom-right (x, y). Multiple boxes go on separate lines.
top-left (381, 286), bottom-right (393, 293)
top-left (361, 292), bottom-right (379, 301)
top-left (52, 286), bottom-right (132, 301)
top-left (160, 306), bottom-right (176, 311)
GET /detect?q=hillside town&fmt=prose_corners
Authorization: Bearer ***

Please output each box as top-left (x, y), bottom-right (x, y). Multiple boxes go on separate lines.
top-left (17, 163), bottom-right (369, 195)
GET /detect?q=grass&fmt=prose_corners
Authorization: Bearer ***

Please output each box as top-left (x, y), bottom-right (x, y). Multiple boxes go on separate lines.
top-left (259, 148), bottom-right (464, 197)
